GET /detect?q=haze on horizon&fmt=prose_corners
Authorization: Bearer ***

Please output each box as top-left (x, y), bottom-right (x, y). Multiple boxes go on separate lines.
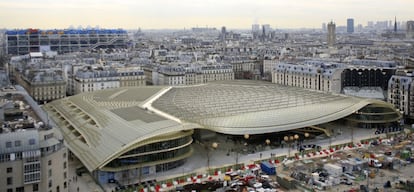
top-left (0, 0), bottom-right (412, 30)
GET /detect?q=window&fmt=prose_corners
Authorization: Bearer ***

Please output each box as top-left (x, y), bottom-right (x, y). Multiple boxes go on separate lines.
top-left (29, 139), bottom-right (36, 145)
top-left (63, 172), bottom-right (67, 179)
top-left (63, 152), bottom-right (66, 158)
top-left (7, 167), bottom-right (13, 173)
top-left (48, 160), bottom-right (52, 166)
top-left (7, 177), bottom-right (13, 185)
top-left (64, 181), bottom-right (67, 188)
top-left (33, 184), bottom-right (39, 192)
top-left (63, 162), bottom-right (67, 169)
top-left (16, 187), bottom-right (24, 192)
top-left (7, 189), bottom-right (12, 192)
top-left (48, 169), bottom-right (52, 177)
top-left (6, 141), bottom-right (12, 148)
top-left (48, 180), bottom-right (52, 188)
top-left (14, 140), bottom-right (21, 147)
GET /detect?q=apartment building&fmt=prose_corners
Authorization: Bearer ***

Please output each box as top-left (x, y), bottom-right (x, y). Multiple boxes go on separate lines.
top-left (273, 60), bottom-right (395, 94)
top-left (0, 97), bottom-right (68, 192)
top-left (227, 57), bottom-right (261, 80)
top-left (152, 66), bottom-right (186, 86)
top-left (71, 67), bottom-right (146, 95)
top-left (200, 65), bottom-right (234, 83)
top-left (388, 70), bottom-right (414, 120)
top-left (16, 70), bottom-right (66, 104)
top-left (151, 64), bottom-right (234, 86)
top-left (272, 62), bottom-right (343, 93)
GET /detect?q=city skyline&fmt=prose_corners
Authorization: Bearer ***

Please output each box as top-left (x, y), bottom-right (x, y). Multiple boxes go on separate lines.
top-left (0, 0), bottom-right (413, 29)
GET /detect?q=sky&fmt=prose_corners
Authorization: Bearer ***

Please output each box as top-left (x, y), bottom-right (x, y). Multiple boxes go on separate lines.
top-left (0, 0), bottom-right (413, 30)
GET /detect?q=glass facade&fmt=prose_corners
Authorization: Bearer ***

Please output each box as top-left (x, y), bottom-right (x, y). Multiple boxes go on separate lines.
top-left (5, 29), bottom-right (128, 55)
top-left (345, 104), bottom-right (402, 129)
top-left (95, 134), bottom-right (193, 185)
top-left (121, 136), bottom-right (192, 156)
top-left (107, 146), bottom-right (191, 167)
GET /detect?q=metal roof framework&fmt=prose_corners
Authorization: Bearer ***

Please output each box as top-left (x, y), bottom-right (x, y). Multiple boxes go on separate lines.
top-left (44, 80), bottom-right (401, 172)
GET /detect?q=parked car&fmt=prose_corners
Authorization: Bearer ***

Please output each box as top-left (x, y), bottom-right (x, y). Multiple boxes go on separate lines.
top-left (343, 172), bottom-right (356, 180)
top-left (340, 178), bottom-right (353, 185)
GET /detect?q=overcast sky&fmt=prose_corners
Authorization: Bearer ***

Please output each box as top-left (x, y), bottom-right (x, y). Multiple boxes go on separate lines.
top-left (0, 0), bottom-right (413, 29)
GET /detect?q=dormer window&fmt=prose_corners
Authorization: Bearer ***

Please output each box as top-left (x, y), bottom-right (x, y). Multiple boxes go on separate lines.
top-left (29, 138), bottom-right (36, 145)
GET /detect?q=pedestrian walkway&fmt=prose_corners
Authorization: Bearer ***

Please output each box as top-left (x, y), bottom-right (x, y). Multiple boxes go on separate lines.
top-left (68, 155), bottom-right (103, 192)
top-left (74, 124), bottom-right (398, 192)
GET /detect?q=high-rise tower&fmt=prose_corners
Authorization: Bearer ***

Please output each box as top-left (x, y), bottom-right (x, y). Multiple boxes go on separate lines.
top-left (394, 16), bottom-right (398, 32)
top-left (407, 21), bottom-right (414, 39)
top-left (347, 18), bottom-right (354, 33)
top-left (322, 23), bottom-right (327, 31)
top-left (327, 21), bottom-right (336, 47)
top-left (220, 26), bottom-right (226, 41)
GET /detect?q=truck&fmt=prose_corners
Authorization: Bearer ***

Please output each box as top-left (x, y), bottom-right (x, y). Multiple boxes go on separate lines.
top-left (323, 163), bottom-right (342, 177)
top-left (260, 161), bottom-right (276, 175)
top-left (367, 158), bottom-right (382, 168)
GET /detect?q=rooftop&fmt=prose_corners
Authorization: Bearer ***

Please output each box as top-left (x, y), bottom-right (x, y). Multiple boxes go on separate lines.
top-left (44, 80), bottom-right (399, 172)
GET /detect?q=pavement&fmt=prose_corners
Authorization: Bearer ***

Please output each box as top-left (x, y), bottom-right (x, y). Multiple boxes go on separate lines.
top-left (68, 155), bottom-right (103, 192)
top-left (66, 121), bottom-right (400, 192)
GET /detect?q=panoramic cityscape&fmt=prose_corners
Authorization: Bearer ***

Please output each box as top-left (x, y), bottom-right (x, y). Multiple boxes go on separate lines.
top-left (1, 1), bottom-right (414, 192)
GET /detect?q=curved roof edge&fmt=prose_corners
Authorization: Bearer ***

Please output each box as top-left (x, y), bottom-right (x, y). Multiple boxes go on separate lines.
top-left (194, 99), bottom-right (400, 135)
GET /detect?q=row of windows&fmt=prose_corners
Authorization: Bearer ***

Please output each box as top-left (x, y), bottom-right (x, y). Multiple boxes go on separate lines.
top-left (24, 172), bottom-right (41, 184)
top-left (123, 136), bottom-right (192, 156)
top-left (33, 92), bottom-right (64, 96)
top-left (275, 73), bottom-right (331, 91)
top-left (6, 187), bottom-right (25, 192)
top-left (8, 36), bottom-right (125, 43)
top-left (108, 146), bottom-right (191, 168)
top-left (24, 162), bottom-right (41, 173)
top-left (0, 153), bottom-right (22, 162)
top-left (5, 139), bottom-right (36, 148)
top-left (6, 165), bottom-right (67, 191)
top-left (120, 82), bottom-right (145, 87)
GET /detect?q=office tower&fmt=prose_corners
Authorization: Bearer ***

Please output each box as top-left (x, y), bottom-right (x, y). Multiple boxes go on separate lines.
top-left (262, 24), bottom-right (271, 37)
top-left (407, 21), bottom-right (414, 39)
top-left (394, 16), bottom-right (398, 32)
top-left (220, 26), bottom-right (226, 41)
top-left (367, 21), bottom-right (374, 28)
top-left (252, 24), bottom-right (260, 32)
top-left (347, 18), bottom-right (354, 33)
top-left (5, 28), bottom-right (128, 55)
top-left (252, 24), bottom-right (260, 39)
top-left (327, 21), bottom-right (336, 47)
top-left (322, 23), bottom-right (327, 31)
top-left (357, 24), bottom-right (363, 32)
top-left (262, 24), bottom-right (272, 40)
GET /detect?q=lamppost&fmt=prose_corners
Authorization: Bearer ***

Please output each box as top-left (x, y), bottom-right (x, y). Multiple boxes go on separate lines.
top-left (243, 133), bottom-right (249, 153)
top-left (301, 132), bottom-right (310, 144)
top-left (265, 139), bottom-right (271, 148)
top-left (304, 132), bottom-right (310, 138)
top-left (300, 133), bottom-right (310, 157)
top-left (328, 129), bottom-right (333, 149)
top-left (350, 110), bottom-right (360, 145)
top-left (206, 142), bottom-right (218, 171)
top-left (284, 134), bottom-right (299, 158)
top-left (235, 134), bottom-right (249, 166)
